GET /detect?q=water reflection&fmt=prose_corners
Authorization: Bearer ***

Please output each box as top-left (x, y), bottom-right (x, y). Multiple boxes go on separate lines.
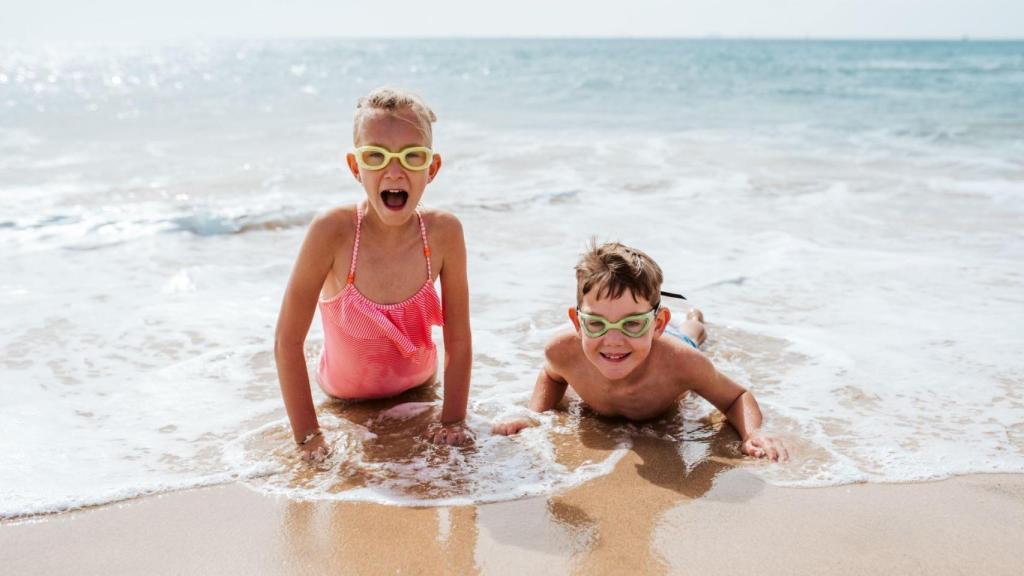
top-left (267, 395), bottom-right (766, 573)
top-left (281, 497), bottom-right (479, 575)
top-left (317, 383), bottom-right (494, 500)
top-left (544, 406), bottom-right (764, 572)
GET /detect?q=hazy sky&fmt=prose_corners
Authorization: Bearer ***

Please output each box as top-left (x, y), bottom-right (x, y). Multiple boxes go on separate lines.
top-left (4, 0), bottom-right (1023, 42)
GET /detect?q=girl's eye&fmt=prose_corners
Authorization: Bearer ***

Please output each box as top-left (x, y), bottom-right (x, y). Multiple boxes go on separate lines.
top-left (404, 151), bottom-right (427, 167)
top-left (362, 151), bottom-right (386, 166)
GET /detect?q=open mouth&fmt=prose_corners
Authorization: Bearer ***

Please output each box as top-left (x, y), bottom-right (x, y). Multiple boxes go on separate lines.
top-left (599, 352), bottom-right (631, 363)
top-left (380, 189), bottom-right (409, 211)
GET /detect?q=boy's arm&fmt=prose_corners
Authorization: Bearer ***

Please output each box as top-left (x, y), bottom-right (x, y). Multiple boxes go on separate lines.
top-left (274, 212), bottom-right (338, 461)
top-left (529, 366), bottom-right (570, 412)
top-left (429, 213), bottom-right (473, 445)
top-left (492, 365), bottom-right (569, 436)
top-left (686, 354), bottom-right (788, 461)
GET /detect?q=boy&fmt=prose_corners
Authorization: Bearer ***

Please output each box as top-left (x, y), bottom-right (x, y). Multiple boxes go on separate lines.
top-left (492, 242), bottom-right (788, 462)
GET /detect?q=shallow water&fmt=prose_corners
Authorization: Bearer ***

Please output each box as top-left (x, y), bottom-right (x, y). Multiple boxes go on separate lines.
top-left (2, 39), bottom-right (1023, 517)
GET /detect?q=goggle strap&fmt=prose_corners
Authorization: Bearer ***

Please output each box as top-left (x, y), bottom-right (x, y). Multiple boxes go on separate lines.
top-left (660, 290), bottom-right (687, 301)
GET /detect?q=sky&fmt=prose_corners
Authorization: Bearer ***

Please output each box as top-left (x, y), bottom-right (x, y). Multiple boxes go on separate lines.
top-left (2, 0), bottom-right (1022, 42)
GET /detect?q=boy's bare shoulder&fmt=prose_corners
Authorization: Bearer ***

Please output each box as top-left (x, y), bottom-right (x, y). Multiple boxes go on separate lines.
top-left (544, 329), bottom-right (582, 371)
top-left (655, 333), bottom-right (714, 383)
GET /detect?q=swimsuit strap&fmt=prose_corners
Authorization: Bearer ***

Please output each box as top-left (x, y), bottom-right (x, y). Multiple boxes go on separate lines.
top-left (349, 205), bottom-right (430, 284)
top-left (347, 204), bottom-right (364, 285)
top-left (416, 208), bottom-right (432, 281)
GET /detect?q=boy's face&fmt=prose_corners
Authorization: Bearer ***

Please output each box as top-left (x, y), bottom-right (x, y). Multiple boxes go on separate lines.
top-left (346, 109), bottom-right (441, 226)
top-left (571, 288), bottom-right (669, 382)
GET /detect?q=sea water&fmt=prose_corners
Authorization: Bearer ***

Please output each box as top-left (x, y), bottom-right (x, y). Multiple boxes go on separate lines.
top-left (2, 39), bottom-right (1023, 518)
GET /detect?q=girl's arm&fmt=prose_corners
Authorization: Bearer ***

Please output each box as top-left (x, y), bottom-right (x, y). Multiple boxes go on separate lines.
top-left (436, 213), bottom-right (472, 430)
top-left (274, 212), bottom-right (339, 453)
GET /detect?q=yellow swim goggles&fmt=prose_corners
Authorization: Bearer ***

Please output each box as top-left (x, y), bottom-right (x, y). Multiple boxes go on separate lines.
top-left (353, 145), bottom-right (434, 171)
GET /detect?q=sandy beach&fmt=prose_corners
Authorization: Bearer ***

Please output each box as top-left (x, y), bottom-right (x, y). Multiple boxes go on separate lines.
top-left (4, 449), bottom-right (1022, 575)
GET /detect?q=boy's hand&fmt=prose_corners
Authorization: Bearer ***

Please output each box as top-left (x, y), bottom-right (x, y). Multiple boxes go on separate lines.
top-left (491, 418), bottom-right (538, 436)
top-left (741, 434), bottom-right (789, 462)
top-left (425, 421), bottom-right (475, 446)
top-left (299, 433), bottom-right (332, 463)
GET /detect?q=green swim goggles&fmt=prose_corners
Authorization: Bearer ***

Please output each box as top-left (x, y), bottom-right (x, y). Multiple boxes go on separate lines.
top-left (577, 308), bottom-right (659, 338)
top-left (354, 145), bottom-right (434, 171)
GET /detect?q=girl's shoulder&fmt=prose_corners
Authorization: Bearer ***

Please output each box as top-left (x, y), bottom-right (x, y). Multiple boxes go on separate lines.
top-left (419, 207), bottom-right (464, 244)
top-left (308, 204), bottom-right (359, 237)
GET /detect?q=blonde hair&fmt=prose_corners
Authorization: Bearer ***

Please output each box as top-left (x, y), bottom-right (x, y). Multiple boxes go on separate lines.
top-left (575, 241), bottom-right (664, 308)
top-left (353, 87), bottom-right (437, 145)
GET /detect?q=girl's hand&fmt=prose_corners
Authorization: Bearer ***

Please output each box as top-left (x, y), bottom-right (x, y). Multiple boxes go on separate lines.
top-left (299, 433), bottom-right (332, 463)
top-left (425, 421), bottom-right (475, 446)
top-left (741, 434), bottom-right (789, 462)
top-left (491, 418), bottom-right (537, 436)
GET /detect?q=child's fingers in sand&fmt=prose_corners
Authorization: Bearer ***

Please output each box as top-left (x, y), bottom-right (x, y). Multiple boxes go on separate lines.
top-left (425, 422), bottom-right (475, 446)
top-left (300, 434), bottom-right (333, 463)
top-left (748, 438), bottom-right (771, 460)
top-left (777, 442), bottom-right (790, 462)
top-left (763, 437), bottom-right (790, 462)
top-left (742, 435), bottom-right (789, 463)
top-left (491, 418), bottom-right (536, 436)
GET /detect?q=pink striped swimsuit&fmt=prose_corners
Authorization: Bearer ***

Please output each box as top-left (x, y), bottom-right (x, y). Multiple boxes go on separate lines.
top-left (317, 205), bottom-right (444, 399)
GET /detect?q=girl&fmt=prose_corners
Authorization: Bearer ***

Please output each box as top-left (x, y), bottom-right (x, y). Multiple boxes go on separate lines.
top-left (275, 88), bottom-right (472, 462)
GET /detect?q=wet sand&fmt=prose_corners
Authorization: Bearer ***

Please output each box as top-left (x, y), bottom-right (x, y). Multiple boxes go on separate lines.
top-left (3, 445), bottom-right (1023, 575)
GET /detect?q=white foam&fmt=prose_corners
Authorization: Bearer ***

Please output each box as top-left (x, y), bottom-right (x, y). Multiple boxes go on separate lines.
top-left (0, 462), bottom-right (279, 521)
top-left (224, 415), bottom-right (630, 507)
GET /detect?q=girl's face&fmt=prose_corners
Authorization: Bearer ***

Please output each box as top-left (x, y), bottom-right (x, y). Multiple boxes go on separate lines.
top-left (346, 109), bottom-right (441, 227)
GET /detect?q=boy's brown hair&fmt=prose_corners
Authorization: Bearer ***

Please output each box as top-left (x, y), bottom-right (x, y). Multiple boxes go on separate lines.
top-left (575, 241), bottom-right (663, 308)
top-left (353, 87), bottom-right (437, 145)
